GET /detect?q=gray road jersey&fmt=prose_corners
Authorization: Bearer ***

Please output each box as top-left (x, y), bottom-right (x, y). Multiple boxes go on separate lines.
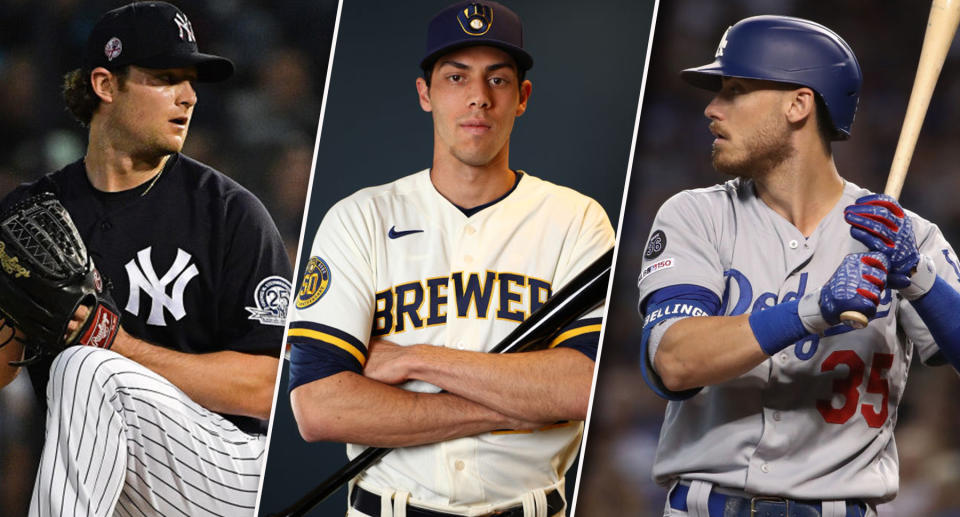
top-left (637, 178), bottom-right (960, 503)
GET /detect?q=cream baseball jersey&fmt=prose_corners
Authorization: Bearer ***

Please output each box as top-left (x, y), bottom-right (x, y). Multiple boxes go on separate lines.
top-left (638, 178), bottom-right (960, 503)
top-left (288, 169), bottom-right (613, 509)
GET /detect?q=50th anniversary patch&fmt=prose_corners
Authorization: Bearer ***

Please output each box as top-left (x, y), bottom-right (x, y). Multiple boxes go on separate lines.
top-left (296, 256), bottom-right (331, 309)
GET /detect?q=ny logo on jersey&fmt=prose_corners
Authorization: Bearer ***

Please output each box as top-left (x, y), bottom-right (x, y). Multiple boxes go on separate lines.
top-left (125, 247), bottom-right (199, 326)
top-left (173, 12), bottom-right (196, 42)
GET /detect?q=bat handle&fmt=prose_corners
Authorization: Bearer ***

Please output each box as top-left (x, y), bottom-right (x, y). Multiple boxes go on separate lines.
top-left (839, 310), bottom-right (868, 329)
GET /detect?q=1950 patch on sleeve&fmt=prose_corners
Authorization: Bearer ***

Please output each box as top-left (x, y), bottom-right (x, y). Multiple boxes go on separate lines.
top-left (246, 275), bottom-right (292, 326)
top-left (295, 256), bottom-right (331, 309)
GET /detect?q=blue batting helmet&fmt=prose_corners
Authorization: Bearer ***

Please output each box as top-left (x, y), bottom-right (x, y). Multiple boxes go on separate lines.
top-left (681, 15), bottom-right (862, 140)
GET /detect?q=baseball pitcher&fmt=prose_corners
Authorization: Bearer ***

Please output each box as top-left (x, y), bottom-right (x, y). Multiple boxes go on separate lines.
top-left (0, 2), bottom-right (292, 516)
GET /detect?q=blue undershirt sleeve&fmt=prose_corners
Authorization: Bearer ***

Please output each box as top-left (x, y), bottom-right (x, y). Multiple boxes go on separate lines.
top-left (908, 276), bottom-right (960, 372)
top-left (639, 284), bottom-right (720, 401)
top-left (287, 321), bottom-right (367, 392)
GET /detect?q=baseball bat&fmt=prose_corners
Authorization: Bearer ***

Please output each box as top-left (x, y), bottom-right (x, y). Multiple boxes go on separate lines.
top-left (840, 0), bottom-right (960, 328)
top-left (265, 247), bottom-right (614, 517)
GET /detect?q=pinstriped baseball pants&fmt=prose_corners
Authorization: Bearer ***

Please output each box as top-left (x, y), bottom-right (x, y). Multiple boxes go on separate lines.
top-left (28, 346), bottom-right (266, 517)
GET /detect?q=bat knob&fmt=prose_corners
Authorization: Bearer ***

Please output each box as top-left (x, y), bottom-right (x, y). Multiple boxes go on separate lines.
top-left (840, 310), bottom-right (868, 329)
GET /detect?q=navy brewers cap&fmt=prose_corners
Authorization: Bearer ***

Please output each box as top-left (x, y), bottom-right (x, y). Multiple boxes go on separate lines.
top-left (420, 1), bottom-right (533, 74)
top-left (83, 1), bottom-right (234, 82)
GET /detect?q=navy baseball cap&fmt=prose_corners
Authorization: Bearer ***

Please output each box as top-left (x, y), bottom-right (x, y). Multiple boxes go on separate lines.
top-left (420, 1), bottom-right (533, 73)
top-left (83, 1), bottom-right (234, 82)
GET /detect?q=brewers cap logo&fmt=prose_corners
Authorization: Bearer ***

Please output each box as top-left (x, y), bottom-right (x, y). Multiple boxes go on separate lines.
top-left (457, 3), bottom-right (493, 36)
top-left (104, 37), bottom-right (123, 61)
top-left (644, 230), bottom-right (667, 260)
top-left (295, 256), bottom-right (331, 309)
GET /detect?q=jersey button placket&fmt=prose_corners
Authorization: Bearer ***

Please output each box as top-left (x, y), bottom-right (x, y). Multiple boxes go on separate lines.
top-left (786, 235), bottom-right (815, 273)
top-left (458, 222), bottom-right (479, 267)
top-left (446, 439), bottom-right (481, 501)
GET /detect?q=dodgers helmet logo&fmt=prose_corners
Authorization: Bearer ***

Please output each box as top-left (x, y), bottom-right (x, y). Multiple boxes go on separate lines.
top-left (457, 3), bottom-right (493, 36)
top-left (645, 230), bottom-right (667, 259)
top-left (296, 256), bottom-right (331, 309)
top-left (245, 275), bottom-right (292, 326)
top-left (715, 27), bottom-right (731, 58)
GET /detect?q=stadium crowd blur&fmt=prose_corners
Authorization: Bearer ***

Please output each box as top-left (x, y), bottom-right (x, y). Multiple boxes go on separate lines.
top-left (579, 1), bottom-right (960, 516)
top-left (0, 0), bottom-right (336, 513)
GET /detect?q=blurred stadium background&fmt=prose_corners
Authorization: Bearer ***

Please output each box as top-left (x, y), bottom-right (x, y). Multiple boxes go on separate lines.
top-left (0, 0), bottom-right (337, 514)
top-left (578, 1), bottom-right (960, 516)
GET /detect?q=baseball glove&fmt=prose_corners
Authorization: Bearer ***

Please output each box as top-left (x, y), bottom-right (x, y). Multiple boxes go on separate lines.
top-left (0, 192), bottom-right (120, 366)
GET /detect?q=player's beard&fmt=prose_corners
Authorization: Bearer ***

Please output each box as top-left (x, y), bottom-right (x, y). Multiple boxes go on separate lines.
top-left (711, 112), bottom-right (794, 179)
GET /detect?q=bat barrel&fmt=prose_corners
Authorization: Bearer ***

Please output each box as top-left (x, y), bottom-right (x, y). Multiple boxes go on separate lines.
top-left (884, 0), bottom-right (960, 198)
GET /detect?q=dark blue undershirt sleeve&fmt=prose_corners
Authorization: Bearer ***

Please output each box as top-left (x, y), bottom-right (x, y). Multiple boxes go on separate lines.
top-left (287, 321), bottom-right (367, 392)
top-left (639, 284), bottom-right (720, 401)
top-left (550, 317), bottom-right (601, 361)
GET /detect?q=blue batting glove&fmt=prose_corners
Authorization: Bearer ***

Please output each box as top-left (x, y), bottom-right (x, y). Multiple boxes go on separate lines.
top-left (843, 194), bottom-right (919, 289)
top-left (818, 252), bottom-right (889, 325)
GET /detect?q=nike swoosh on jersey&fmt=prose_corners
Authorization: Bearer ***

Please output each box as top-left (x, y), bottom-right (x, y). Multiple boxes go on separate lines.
top-left (388, 226), bottom-right (424, 239)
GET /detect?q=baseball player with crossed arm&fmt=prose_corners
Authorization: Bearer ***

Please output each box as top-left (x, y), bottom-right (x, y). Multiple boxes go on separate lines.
top-left (0, 2), bottom-right (291, 516)
top-left (636, 16), bottom-right (960, 517)
top-left (286, 1), bottom-right (613, 516)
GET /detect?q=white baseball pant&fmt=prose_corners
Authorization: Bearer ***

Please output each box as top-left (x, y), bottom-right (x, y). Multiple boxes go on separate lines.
top-left (28, 346), bottom-right (265, 517)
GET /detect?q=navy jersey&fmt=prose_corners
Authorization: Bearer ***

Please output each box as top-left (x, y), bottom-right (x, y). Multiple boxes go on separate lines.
top-left (0, 153), bottom-right (292, 433)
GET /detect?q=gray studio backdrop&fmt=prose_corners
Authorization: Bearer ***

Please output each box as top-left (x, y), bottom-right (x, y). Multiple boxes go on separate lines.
top-left (257, 0), bottom-right (655, 515)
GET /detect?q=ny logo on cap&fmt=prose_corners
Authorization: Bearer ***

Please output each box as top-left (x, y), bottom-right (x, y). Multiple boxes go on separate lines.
top-left (457, 3), bottom-right (493, 36)
top-left (173, 12), bottom-right (196, 42)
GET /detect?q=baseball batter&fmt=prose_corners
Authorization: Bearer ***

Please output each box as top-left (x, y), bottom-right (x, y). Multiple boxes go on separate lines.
top-left (0, 3), bottom-right (291, 516)
top-left (286, 2), bottom-right (613, 516)
top-left (637, 16), bottom-right (960, 517)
